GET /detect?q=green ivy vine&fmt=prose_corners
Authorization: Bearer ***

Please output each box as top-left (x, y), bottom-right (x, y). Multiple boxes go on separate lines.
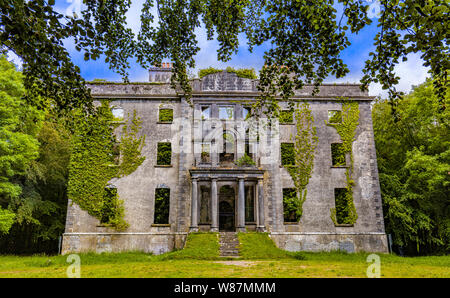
top-left (327, 98), bottom-right (360, 225)
top-left (67, 101), bottom-right (146, 231)
top-left (284, 102), bottom-right (318, 222)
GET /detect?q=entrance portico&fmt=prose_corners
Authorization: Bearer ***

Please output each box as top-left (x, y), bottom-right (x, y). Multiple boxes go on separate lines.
top-left (189, 168), bottom-right (265, 232)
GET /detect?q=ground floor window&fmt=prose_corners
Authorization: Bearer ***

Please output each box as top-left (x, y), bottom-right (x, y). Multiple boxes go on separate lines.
top-left (154, 188), bottom-right (170, 224)
top-left (283, 188), bottom-right (299, 222)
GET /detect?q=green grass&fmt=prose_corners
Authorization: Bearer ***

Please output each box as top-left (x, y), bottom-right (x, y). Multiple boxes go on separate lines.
top-left (0, 233), bottom-right (449, 278)
top-left (238, 232), bottom-right (305, 260)
top-left (154, 232), bottom-right (220, 260)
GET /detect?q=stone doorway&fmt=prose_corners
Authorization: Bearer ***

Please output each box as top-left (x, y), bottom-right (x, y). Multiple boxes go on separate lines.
top-left (219, 185), bottom-right (235, 231)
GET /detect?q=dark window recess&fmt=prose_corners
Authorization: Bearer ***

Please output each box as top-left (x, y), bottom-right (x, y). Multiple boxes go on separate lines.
top-left (201, 106), bottom-right (210, 120)
top-left (157, 142), bottom-right (172, 165)
top-left (101, 187), bottom-right (118, 224)
top-left (334, 188), bottom-right (350, 224)
top-left (283, 188), bottom-right (299, 222)
top-left (159, 109), bottom-right (173, 123)
top-left (281, 143), bottom-right (295, 166)
top-left (243, 107), bottom-right (251, 120)
top-left (154, 188), bottom-right (170, 224)
top-left (245, 185), bottom-right (255, 222)
top-left (279, 110), bottom-right (294, 124)
top-left (331, 143), bottom-right (346, 166)
top-left (328, 110), bottom-right (342, 124)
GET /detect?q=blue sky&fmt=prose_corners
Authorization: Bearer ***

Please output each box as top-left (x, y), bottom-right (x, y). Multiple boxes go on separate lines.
top-left (8, 0), bottom-right (430, 98)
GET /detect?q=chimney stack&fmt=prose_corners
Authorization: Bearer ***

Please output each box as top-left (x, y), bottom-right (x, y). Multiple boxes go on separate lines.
top-left (149, 62), bottom-right (173, 83)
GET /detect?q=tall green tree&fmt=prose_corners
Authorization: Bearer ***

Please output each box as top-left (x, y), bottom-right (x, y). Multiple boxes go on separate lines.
top-left (1, 1), bottom-right (448, 113)
top-left (0, 55), bottom-right (41, 234)
top-left (373, 79), bottom-right (449, 255)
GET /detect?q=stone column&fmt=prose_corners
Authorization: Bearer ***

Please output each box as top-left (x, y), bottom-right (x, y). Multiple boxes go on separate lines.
top-left (257, 178), bottom-right (266, 232)
top-left (237, 177), bottom-right (246, 232)
top-left (210, 178), bottom-right (218, 232)
top-left (190, 178), bottom-right (198, 232)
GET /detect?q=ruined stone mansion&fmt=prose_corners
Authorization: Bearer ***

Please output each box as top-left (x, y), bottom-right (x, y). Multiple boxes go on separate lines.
top-left (61, 64), bottom-right (389, 254)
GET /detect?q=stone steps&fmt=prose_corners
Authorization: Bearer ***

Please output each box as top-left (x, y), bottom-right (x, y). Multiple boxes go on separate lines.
top-left (219, 232), bottom-right (240, 257)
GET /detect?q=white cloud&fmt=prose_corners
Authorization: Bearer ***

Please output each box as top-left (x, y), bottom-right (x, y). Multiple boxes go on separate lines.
top-left (368, 53), bottom-right (430, 97)
top-left (328, 52), bottom-right (430, 98)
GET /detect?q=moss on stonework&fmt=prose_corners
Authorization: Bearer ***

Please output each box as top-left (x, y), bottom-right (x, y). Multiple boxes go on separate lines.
top-left (198, 66), bottom-right (257, 79)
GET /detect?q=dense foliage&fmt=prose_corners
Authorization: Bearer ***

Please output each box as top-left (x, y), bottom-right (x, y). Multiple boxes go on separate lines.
top-left (0, 56), bottom-right (71, 253)
top-left (1, 1), bottom-right (446, 113)
top-left (373, 79), bottom-right (449, 255)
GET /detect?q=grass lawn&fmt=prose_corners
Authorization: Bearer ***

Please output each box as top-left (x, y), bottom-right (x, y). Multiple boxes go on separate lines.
top-left (0, 233), bottom-right (448, 278)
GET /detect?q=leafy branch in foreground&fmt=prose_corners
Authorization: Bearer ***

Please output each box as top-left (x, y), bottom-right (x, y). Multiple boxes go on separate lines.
top-left (1, 1), bottom-right (447, 114)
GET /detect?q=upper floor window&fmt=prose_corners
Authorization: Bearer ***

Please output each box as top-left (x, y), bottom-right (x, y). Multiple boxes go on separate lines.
top-left (111, 107), bottom-right (124, 121)
top-left (219, 106), bottom-right (234, 120)
top-left (201, 106), bottom-right (211, 120)
top-left (331, 143), bottom-right (346, 166)
top-left (281, 143), bottom-right (295, 166)
top-left (328, 110), bottom-right (342, 124)
top-left (243, 107), bottom-right (251, 120)
top-left (159, 108), bottom-right (173, 123)
top-left (157, 142), bottom-right (172, 166)
top-left (279, 110), bottom-right (294, 124)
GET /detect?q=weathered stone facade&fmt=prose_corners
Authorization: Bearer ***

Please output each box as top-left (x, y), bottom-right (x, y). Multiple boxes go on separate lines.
top-left (61, 68), bottom-right (388, 255)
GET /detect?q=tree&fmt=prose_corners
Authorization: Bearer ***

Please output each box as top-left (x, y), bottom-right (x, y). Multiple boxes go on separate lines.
top-left (1, 1), bottom-right (447, 113)
top-left (372, 79), bottom-right (449, 255)
top-left (0, 55), bottom-right (41, 235)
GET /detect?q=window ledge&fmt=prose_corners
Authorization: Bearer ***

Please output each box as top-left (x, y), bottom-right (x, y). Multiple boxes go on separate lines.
top-left (283, 222), bottom-right (299, 225)
top-left (334, 224), bottom-right (354, 227)
top-left (331, 165), bottom-right (348, 168)
top-left (279, 122), bottom-right (294, 125)
top-left (157, 121), bottom-right (173, 124)
top-left (155, 165), bottom-right (173, 168)
top-left (151, 224), bottom-right (171, 227)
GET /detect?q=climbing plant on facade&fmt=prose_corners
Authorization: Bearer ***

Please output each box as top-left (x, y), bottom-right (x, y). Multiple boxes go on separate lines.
top-left (327, 98), bottom-right (360, 225)
top-left (67, 102), bottom-right (146, 231)
top-left (284, 102), bottom-right (318, 222)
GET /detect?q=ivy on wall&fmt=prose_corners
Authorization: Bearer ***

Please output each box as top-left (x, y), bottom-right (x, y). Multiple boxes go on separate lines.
top-left (326, 98), bottom-right (360, 225)
top-left (284, 102), bottom-right (318, 222)
top-left (67, 101), bottom-right (146, 230)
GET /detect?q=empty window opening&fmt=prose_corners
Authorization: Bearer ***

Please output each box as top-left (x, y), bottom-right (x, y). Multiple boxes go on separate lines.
top-left (154, 188), bottom-right (170, 224)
